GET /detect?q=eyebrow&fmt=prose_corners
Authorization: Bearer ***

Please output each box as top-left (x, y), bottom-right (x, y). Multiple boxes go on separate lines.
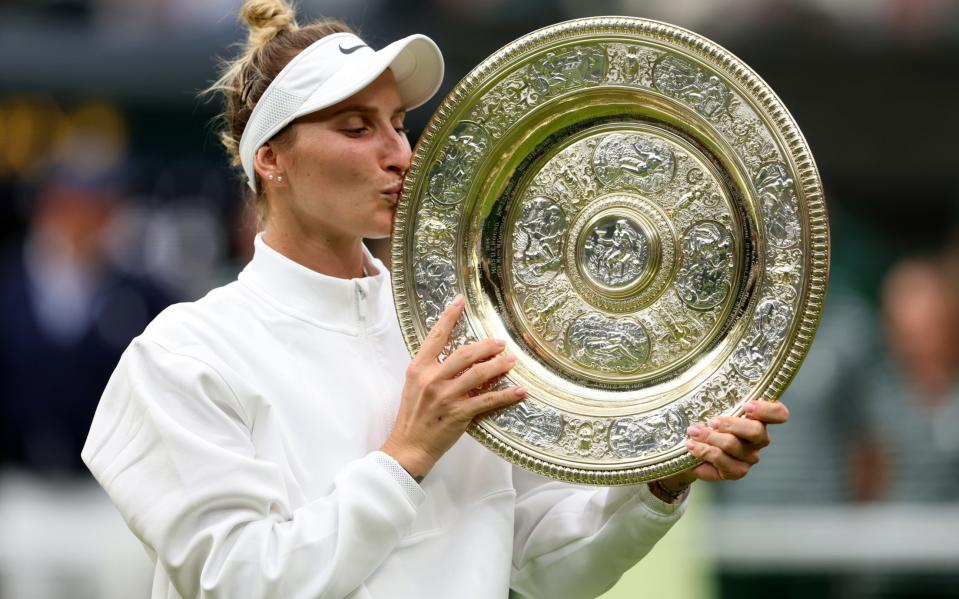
top-left (329, 105), bottom-right (406, 118)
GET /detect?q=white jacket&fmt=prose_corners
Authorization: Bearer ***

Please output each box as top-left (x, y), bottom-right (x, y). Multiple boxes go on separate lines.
top-left (82, 235), bottom-right (685, 599)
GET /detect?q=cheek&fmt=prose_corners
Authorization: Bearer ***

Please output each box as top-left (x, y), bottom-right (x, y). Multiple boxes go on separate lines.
top-left (321, 149), bottom-right (368, 188)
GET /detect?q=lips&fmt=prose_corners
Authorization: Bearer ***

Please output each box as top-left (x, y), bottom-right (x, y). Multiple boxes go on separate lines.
top-left (382, 182), bottom-right (403, 205)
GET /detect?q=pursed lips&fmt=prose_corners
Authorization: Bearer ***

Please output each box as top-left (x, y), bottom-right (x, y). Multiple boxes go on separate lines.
top-left (382, 182), bottom-right (403, 204)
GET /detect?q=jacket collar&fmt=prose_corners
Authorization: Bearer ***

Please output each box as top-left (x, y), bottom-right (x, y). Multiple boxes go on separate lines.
top-left (238, 233), bottom-right (393, 332)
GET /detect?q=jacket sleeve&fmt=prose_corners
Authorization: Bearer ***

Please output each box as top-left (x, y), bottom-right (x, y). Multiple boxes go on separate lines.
top-left (81, 338), bottom-right (423, 599)
top-left (509, 466), bottom-right (686, 599)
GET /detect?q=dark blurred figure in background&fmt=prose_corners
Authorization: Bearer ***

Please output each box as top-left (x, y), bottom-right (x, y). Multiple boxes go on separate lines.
top-left (0, 114), bottom-right (172, 598)
top-left (863, 258), bottom-right (959, 502)
top-left (0, 148), bottom-right (172, 474)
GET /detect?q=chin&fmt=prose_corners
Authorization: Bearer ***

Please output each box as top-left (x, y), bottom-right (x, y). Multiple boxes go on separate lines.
top-left (364, 208), bottom-right (395, 240)
top-left (365, 218), bottom-right (394, 240)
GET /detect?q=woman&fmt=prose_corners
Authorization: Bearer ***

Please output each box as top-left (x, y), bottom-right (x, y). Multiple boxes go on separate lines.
top-left (83, 1), bottom-right (788, 597)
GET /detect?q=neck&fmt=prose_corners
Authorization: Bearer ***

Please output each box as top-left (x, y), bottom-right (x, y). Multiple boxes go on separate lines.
top-left (262, 224), bottom-right (366, 279)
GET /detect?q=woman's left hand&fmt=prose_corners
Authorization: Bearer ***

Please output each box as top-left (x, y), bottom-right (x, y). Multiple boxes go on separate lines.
top-left (654, 399), bottom-right (790, 496)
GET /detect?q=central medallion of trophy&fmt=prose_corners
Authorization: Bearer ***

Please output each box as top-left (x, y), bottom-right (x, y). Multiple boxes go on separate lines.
top-left (581, 214), bottom-right (653, 290)
top-left (568, 196), bottom-right (668, 311)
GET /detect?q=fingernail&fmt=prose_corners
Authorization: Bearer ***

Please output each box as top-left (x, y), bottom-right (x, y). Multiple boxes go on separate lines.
top-left (687, 425), bottom-right (703, 436)
top-left (452, 294), bottom-right (465, 307)
top-left (744, 402), bottom-right (756, 414)
top-left (505, 354), bottom-right (517, 364)
top-left (514, 386), bottom-right (527, 397)
top-left (708, 418), bottom-right (720, 429)
top-left (685, 440), bottom-right (697, 451)
top-left (495, 338), bottom-right (507, 348)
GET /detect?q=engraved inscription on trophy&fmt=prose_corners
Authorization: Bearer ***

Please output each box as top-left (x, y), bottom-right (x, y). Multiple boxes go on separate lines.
top-left (609, 407), bottom-right (688, 458)
top-left (414, 254), bottom-right (458, 324)
top-left (513, 196), bottom-right (566, 285)
top-left (566, 313), bottom-right (650, 374)
top-left (592, 133), bottom-right (675, 193)
top-left (492, 401), bottom-right (564, 448)
top-left (428, 121), bottom-right (490, 205)
top-left (583, 216), bottom-right (650, 288)
top-left (653, 55), bottom-right (730, 118)
top-left (676, 221), bottom-right (734, 310)
top-left (732, 298), bottom-right (791, 380)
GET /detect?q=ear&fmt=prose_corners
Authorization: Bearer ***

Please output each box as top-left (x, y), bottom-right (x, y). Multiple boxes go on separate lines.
top-left (254, 143), bottom-right (285, 186)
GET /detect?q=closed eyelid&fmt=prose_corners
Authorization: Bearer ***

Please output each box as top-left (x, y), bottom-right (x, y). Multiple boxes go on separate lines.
top-left (338, 115), bottom-right (367, 127)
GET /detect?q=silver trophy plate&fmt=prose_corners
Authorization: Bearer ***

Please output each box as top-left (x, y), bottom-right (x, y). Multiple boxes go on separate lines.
top-left (391, 17), bottom-right (828, 484)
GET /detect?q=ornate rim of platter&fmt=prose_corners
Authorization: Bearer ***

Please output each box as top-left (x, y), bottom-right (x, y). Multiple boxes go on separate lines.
top-left (391, 16), bottom-right (829, 485)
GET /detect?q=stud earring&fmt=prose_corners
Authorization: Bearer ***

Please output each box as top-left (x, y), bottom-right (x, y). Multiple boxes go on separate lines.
top-left (276, 175), bottom-right (284, 183)
top-left (268, 174), bottom-right (275, 181)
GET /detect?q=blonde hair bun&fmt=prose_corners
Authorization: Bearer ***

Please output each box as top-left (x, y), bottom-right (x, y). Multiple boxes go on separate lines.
top-left (241, 0), bottom-right (298, 47)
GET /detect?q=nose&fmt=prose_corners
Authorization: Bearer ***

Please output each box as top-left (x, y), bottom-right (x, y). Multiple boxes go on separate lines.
top-left (382, 127), bottom-right (412, 177)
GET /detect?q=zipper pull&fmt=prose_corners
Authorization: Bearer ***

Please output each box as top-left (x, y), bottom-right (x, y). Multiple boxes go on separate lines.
top-left (355, 282), bottom-right (368, 322)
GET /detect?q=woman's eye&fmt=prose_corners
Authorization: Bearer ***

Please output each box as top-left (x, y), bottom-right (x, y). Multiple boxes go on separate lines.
top-left (344, 127), bottom-right (369, 135)
top-left (395, 126), bottom-right (410, 135)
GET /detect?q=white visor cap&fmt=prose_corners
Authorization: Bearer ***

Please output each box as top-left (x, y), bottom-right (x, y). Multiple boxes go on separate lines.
top-left (238, 32), bottom-right (444, 192)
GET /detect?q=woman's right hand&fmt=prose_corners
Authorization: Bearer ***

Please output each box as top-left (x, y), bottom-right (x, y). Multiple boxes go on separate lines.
top-left (380, 295), bottom-right (526, 479)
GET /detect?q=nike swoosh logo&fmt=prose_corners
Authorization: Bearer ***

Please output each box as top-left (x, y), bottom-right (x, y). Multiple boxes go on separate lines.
top-left (339, 43), bottom-right (369, 54)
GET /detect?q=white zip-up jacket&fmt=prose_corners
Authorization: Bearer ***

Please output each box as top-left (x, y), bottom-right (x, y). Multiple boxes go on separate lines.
top-left (82, 235), bottom-right (685, 599)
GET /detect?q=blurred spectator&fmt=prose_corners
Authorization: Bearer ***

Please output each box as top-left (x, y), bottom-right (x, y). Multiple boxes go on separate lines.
top-left (862, 259), bottom-right (959, 503)
top-left (0, 116), bottom-right (171, 596)
top-left (0, 154), bottom-right (172, 475)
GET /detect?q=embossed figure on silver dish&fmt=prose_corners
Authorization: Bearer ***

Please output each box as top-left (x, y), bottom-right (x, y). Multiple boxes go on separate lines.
top-left (414, 254), bottom-right (458, 324)
top-left (592, 133), bottom-right (675, 192)
top-left (513, 196), bottom-right (566, 285)
top-left (528, 46), bottom-right (606, 94)
top-left (677, 221), bottom-right (734, 310)
top-left (566, 313), bottom-right (650, 373)
top-left (491, 402), bottom-right (563, 448)
top-left (428, 121), bottom-right (490, 205)
top-left (732, 298), bottom-right (791, 380)
top-left (653, 55), bottom-right (730, 118)
top-left (522, 292), bottom-right (570, 342)
top-left (609, 407), bottom-right (688, 458)
top-left (583, 217), bottom-right (650, 287)
top-left (469, 45), bottom-right (607, 138)
top-left (755, 162), bottom-right (801, 248)
top-left (559, 418), bottom-right (611, 458)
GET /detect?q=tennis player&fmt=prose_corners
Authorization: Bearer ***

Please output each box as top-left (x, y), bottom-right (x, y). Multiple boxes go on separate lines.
top-left (83, 1), bottom-right (788, 597)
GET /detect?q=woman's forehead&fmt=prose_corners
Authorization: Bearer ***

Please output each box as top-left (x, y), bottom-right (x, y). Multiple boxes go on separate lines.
top-left (302, 71), bottom-right (405, 122)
